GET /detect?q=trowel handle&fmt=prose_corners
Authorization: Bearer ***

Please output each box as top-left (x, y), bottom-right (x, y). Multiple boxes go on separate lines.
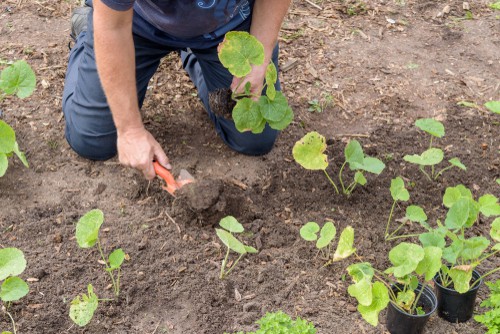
top-left (153, 161), bottom-right (178, 191)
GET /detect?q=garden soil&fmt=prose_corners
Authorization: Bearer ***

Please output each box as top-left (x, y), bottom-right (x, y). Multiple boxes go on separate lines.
top-left (1, 0), bottom-right (499, 333)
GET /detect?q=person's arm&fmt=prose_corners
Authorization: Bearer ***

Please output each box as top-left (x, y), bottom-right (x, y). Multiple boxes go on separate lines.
top-left (93, 0), bottom-right (169, 179)
top-left (231, 0), bottom-right (291, 96)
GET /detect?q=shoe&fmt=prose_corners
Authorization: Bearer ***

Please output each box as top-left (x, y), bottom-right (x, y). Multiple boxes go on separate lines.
top-left (70, 6), bottom-right (91, 41)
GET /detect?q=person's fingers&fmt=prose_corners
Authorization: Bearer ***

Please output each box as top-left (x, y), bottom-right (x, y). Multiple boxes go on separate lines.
top-left (153, 143), bottom-right (171, 170)
top-left (230, 76), bottom-right (241, 92)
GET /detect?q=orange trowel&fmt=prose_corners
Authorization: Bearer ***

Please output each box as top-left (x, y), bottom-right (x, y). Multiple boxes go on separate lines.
top-left (153, 161), bottom-right (195, 195)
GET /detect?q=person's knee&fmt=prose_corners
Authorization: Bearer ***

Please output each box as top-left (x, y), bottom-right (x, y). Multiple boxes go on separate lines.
top-left (65, 120), bottom-right (117, 161)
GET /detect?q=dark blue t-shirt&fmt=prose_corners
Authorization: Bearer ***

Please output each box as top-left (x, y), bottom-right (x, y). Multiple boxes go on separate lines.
top-left (102, 0), bottom-right (252, 40)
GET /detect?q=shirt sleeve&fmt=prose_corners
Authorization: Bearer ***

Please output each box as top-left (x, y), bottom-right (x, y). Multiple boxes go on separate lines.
top-left (100, 0), bottom-right (135, 11)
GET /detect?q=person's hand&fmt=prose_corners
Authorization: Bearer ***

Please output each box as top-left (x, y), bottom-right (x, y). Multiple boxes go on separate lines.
top-left (116, 126), bottom-right (170, 180)
top-left (230, 61), bottom-right (269, 100)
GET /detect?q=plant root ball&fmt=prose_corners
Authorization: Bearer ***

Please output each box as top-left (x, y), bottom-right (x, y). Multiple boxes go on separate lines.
top-left (208, 88), bottom-right (235, 119)
top-left (177, 179), bottom-right (223, 211)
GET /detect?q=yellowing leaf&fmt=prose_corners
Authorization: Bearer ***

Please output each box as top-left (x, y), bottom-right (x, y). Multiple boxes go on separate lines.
top-left (292, 132), bottom-right (328, 170)
top-left (218, 31), bottom-right (264, 78)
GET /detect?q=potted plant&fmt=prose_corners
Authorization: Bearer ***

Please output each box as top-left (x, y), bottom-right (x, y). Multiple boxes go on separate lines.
top-left (346, 242), bottom-right (441, 334)
top-left (418, 184), bottom-right (500, 322)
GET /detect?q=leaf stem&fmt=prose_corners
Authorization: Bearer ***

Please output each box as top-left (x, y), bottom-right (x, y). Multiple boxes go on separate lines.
top-left (4, 309), bottom-right (17, 334)
top-left (477, 250), bottom-right (500, 264)
top-left (224, 253), bottom-right (245, 278)
top-left (411, 282), bottom-right (426, 315)
top-left (385, 233), bottom-right (421, 241)
top-left (323, 170), bottom-right (339, 194)
top-left (434, 165), bottom-right (453, 180)
top-left (97, 239), bottom-right (118, 297)
top-left (338, 162), bottom-right (347, 194)
top-left (385, 200), bottom-right (397, 239)
top-left (419, 166), bottom-right (433, 182)
top-left (220, 247), bottom-right (230, 279)
top-left (471, 266), bottom-right (500, 290)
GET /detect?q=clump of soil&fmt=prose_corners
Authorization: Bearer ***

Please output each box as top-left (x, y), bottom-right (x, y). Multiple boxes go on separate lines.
top-left (177, 179), bottom-right (224, 211)
top-left (209, 88), bottom-right (236, 118)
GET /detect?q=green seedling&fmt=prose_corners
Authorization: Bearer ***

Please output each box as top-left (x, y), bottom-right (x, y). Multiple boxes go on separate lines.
top-left (293, 132), bottom-right (385, 196)
top-left (0, 248), bottom-right (29, 334)
top-left (75, 209), bottom-right (125, 297)
top-left (215, 216), bottom-right (257, 279)
top-left (307, 99), bottom-right (322, 113)
top-left (225, 311), bottom-right (316, 334)
top-left (300, 222), bottom-right (356, 266)
top-left (485, 101), bottom-right (500, 114)
top-left (385, 177), bottom-right (428, 240)
top-left (403, 118), bottom-right (466, 181)
top-left (0, 60), bottom-right (35, 177)
top-left (474, 279), bottom-right (500, 333)
top-left (218, 31), bottom-right (293, 133)
top-left (457, 101), bottom-right (480, 109)
top-left (418, 185), bottom-right (500, 293)
top-left (70, 210), bottom-right (124, 327)
top-left (347, 242), bottom-right (442, 326)
top-left (491, 2), bottom-right (500, 10)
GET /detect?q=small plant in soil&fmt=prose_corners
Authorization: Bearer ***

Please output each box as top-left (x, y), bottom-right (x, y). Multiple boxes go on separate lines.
top-left (293, 131), bottom-right (385, 195)
top-left (384, 176), bottom-right (428, 240)
top-left (224, 310), bottom-right (316, 334)
top-left (474, 278), bottom-right (500, 333)
top-left (0, 60), bottom-right (36, 177)
top-left (70, 209), bottom-right (125, 327)
top-left (403, 118), bottom-right (466, 181)
top-left (347, 242), bottom-right (442, 326)
top-left (418, 185), bottom-right (500, 293)
top-left (215, 216), bottom-right (257, 279)
top-left (300, 221), bottom-right (356, 266)
top-left (0, 247), bottom-right (29, 334)
top-left (216, 31), bottom-right (293, 133)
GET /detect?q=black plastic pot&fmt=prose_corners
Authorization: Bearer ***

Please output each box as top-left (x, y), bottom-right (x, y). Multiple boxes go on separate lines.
top-left (386, 284), bottom-right (437, 334)
top-left (433, 269), bottom-right (482, 323)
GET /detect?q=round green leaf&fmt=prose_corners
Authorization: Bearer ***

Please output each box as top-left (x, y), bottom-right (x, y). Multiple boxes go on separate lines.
top-left (267, 105), bottom-right (293, 131)
top-left (460, 237), bottom-right (490, 261)
top-left (405, 205), bottom-right (427, 223)
top-left (404, 148), bottom-right (444, 166)
top-left (390, 177), bottom-right (409, 202)
top-left (0, 153), bottom-right (7, 177)
top-left (360, 157), bottom-right (385, 175)
top-left (445, 198), bottom-right (470, 230)
top-left (347, 262), bottom-right (374, 306)
top-left (265, 63), bottom-right (277, 100)
top-left (449, 266), bottom-right (474, 293)
top-left (415, 246), bottom-right (442, 281)
top-left (449, 158), bottom-right (466, 171)
top-left (484, 101), bottom-right (500, 114)
top-left (292, 132), bottom-right (328, 170)
top-left (300, 222), bottom-right (320, 241)
top-left (219, 216), bottom-right (244, 233)
top-left (415, 118), bottom-right (445, 138)
top-left (479, 194), bottom-right (500, 217)
top-left (218, 31), bottom-right (264, 78)
top-left (0, 248), bottom-right (27, 281)
top-left (354, 171), bottom-right (367, 186)
top-left (108, 249), bottom-right (125, 270)
top-left (0, 276), bottom-right (29, 302)
top-left (358, 281), bottom-right (389, 327)
top-left (233, 98), bottom-right (265, 134)
top-left (259, 92), bottom-right (290, 122)
top-left (344, 140), bottom-right (364, 170)
top-left (333, 226), bottom-right (356, 261)
top-left (215, 229), bottom-right (247, 254)
top-left (76, 209), bottom-right (104, 248)
top-left (316, 222), bottom-right (336, 249)
top-left (491, 218), bottom-right (500, 242)
top-left (419, 231), bottom-right (445, 249)
top-left (0, 60), bottom-right (36, 98)
top-left (70, 284), bottom-right (99, 327)
top-left (387, 243), bottom-right (424, 278)
top-left (0, 120), bottom-right (16, 154)
top-left (443, 184), bottom-right (473, 208)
